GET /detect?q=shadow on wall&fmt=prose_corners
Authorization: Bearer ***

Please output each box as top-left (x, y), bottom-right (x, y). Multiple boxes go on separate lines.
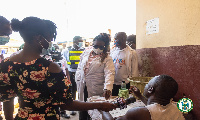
top-left (136, 45), bottom-right (200, 120)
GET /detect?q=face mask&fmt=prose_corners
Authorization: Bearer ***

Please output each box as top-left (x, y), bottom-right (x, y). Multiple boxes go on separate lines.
top-left (93, 48), bottom-right (103, 54)
top-left (0, 36), bottom-right (10, 45)
top-left (114, 39), bottom-right (120, 46)
top-left (78, 42), bottom-right (83, 47)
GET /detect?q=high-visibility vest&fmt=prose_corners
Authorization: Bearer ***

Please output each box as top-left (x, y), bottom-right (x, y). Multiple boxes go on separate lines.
top-left (67, 47), bottom-right (85, 69)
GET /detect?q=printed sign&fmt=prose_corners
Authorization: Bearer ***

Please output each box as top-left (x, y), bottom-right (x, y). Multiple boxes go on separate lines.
top-left (146, 18), bottom-right (159, 35)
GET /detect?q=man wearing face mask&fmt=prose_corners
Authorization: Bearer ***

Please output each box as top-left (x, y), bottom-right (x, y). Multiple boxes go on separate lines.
top-left (62, 36), bottom-right (85, 116)
top-left (110, 32), bottom-right (139, 96)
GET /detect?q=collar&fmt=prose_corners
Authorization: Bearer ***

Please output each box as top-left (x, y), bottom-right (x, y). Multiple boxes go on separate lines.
top-left (115, 45), bottom-right (128, 51)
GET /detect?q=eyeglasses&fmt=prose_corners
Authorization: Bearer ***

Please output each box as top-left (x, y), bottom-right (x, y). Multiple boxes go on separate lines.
top-left (93, 45), bottom-right (105, 50)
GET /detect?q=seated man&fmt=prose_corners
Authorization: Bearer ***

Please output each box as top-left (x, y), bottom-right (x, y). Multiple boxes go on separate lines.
top-left (101, 75), bottom-right (185, 120)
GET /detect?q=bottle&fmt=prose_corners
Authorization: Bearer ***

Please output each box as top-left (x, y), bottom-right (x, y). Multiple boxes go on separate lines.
top-left (121, 81), bottom-right (126, 90)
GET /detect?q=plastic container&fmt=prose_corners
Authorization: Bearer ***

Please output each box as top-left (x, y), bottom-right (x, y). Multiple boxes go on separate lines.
top-left (121, 81), bottom-right (126, 90)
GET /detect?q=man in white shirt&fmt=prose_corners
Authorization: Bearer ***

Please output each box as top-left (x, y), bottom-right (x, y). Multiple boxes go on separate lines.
top-left (101, 75), bottom-right (185, 120)
top-left (110, 32), bottom-right (139, 96)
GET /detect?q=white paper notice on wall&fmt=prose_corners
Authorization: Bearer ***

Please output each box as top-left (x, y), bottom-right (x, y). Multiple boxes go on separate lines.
top-left (146, 17), bottom-right (159, 35)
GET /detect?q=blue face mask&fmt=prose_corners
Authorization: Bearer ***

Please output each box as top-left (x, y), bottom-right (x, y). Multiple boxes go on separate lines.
top-left (78, 42), bottom-right (83, 47)
top-left (114, 39), bottom-right (120, 46)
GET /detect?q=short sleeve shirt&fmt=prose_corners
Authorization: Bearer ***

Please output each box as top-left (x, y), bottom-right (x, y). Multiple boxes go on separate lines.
top-left (0, 57), bottom-right (73, 120)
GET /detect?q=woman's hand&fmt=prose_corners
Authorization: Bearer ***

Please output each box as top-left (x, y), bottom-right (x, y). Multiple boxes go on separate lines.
top-left (103, 90), bottom-right (111, 100)
top-left (98, 102), bottom-right (117, 112)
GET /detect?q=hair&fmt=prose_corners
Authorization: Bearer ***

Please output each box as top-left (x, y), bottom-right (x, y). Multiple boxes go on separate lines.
top-left (11, 17), bottom-right (57, 43)
top-left (154, 75), bottom-right (178, 100)
top-left (73, 36), bottom-right (82, 42)
top-left (127, 34), bottom-right (136, 44)
top-left (117, 32), bottom-right (127, 40)
top-left (93, 33), bottom-right (110, 63)
top-left (0, 16), bottom-right (10, 26)
top-left (43, 20), bottom-right (57, 41)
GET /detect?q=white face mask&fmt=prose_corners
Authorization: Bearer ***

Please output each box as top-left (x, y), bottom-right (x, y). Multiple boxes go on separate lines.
top-left (93, 48), bottom-right (103, 54)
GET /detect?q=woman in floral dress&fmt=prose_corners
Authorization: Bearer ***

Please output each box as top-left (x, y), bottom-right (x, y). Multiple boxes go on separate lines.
top-left (0, 17), bottom-right (116, 120)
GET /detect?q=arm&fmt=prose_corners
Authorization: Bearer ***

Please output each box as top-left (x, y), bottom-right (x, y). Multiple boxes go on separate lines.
top-left (101, 107), bottom-right (151, 120)
top-left (101, 111), bottom-right (114, 120)
top-left (62, 49), bottom-right (70, 62)
top-left (103, 56), bottom-right (115, 93)
top-left (137, 95), bottom-right (147, 105)
top-left (130, 86), bottom-right (147, 105)
top-left (60, 100), bottom-right (117, 112)
top-left (62, 56), bottom-right (71, 80)
top-left (75, 50), bottom-right (86, 83)
top-left (0, 61), bottom-right (16, 120)
top-left (3, 98), bottom-right (14, 120)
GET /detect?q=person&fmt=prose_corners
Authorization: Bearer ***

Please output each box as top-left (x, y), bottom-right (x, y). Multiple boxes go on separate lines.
top-left (110, 32), bottom-right (139, 96)
top-left (0, 16), bottom-right (116, 120)
top-left (62, 36), bottom-right (85, 116)
top-left (127, 34), bottom-right (136, 49)
top-left (0, 16), bottom-right (14, 120)
top-left (52, 43), bottom-right (71, 118)
top-left (0, 16), bottom-right (12, 36)
top-left (101, 75), bottom-right (185, 120)
top-left (75, 33), bottom-right (115, 120)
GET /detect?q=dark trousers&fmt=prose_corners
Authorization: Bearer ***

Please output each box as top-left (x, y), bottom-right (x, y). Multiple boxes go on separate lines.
top-left (112, 82), bottom-right (130, 96)
top-left (69, 72), bottom-right (77, 100)
top-left (79, 85), bottom-right (90, 120)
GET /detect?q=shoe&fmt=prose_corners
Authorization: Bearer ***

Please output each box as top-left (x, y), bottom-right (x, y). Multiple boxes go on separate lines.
top-left (70, 111), bottom-right (76, 115)
top-left (64, 114), bottom-right (70, 119)
top-left (61, 113), bottom-right (70, 119)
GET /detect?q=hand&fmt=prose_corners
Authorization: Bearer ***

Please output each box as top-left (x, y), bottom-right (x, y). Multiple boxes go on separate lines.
top-left (98, 102), bottom-right (117, 112)
top-left (103, 90), bottom-right (111, 100)
top-left (129, 86), bottom-right (142, 97)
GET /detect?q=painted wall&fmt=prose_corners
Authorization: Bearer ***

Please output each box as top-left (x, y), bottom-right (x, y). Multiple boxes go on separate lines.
top-left (136, 0), bottom-right (200, 119)
top-left (137, 0), bottom-right (200, 49)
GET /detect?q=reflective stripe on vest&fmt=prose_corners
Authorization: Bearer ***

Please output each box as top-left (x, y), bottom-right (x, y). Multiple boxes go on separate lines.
top-left (67, 62), bottom-right (79, 65)
top-left (69, 51), bottom-right (84, 54)
top-left (69, 56), bottom-right (80, 60)
top-left (68, 48), bottom-right (85, 69)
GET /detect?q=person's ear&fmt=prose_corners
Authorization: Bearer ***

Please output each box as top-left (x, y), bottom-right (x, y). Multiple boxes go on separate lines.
top-left (147, 87), bottom-right (154, 94)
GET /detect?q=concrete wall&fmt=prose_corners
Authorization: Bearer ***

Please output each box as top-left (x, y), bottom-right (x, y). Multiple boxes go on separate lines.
top-left (136, 0), bottom-right (200, 119)
top-left (137, 0), bottom-right (200, 49)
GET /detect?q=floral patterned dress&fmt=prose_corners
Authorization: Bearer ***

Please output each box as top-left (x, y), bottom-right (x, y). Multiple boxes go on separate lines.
top-left (0, 57), bottom-right (72, 120)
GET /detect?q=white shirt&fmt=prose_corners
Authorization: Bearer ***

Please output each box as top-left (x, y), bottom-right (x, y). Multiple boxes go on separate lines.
top-left (146, 102), bottom-right (185, 120)
top-left (59, 56), bottom-right (68, 75)
top-left (110, 45), bottom-right (139, 85)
